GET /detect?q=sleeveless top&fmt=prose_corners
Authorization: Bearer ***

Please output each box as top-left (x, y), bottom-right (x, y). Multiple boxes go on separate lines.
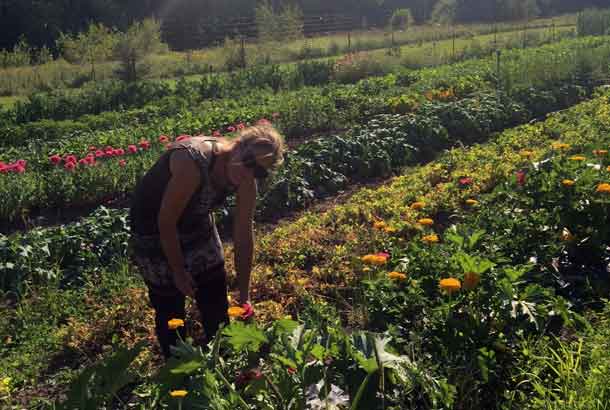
top-left (129, 137), bottom-right (235, 257)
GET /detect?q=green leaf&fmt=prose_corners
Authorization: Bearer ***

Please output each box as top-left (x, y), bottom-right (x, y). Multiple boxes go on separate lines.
top-left (274, 318), bottom-right (299, 335)
top-left (223, 322), bottom-right (268, 352)
top-left (170, 359), bottom-right (202, 375)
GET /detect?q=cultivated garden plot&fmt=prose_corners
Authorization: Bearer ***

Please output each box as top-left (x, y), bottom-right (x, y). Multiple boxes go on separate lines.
top-left (2, 87), bottom-right (610, 410)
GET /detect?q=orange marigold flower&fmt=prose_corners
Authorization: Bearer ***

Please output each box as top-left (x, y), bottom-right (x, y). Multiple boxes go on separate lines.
top-left (384, 226), bottom-right (398, 234)
top-left (463, 272), bottom-right (480, 290)
top-left (373, 220), bottom-right (387, 230)
top-left (410, 201), bottom-right (425, 210)
top-left (551, 142), bottom-right (570, 151)
top-left (569, 155), bottom-right (586, 161)
top-left (168, 318), bottom-right (185, 330)
top-left (593, 149), bottom-right (608, 156)
top-left (439, 278), bottom-right (461, 294)
top-left (562, 179), bottom-right (575, 187)
top-left (465, 199), bottom-right (479, 206)
top-left (228, 306), bottom-right (246, 318)
top-left (418, 218), bottom-right (434, 226)
top-left (170, 390), bottom-right (188, 398)
top-left (388, 271), bottom-right (407, 281)
top-left (607, 166), bottom-right (610, 172)
top-left (596, 183), bottom-right (610, 193)
top-left (361, 254), bottom-right (388, 266)
top-left (422, 234), bottom-right (440, 244)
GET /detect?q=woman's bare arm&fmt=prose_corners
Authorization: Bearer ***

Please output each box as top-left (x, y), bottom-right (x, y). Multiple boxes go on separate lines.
top-left (233, 178), bottom-right (256, 304)
top-left (158, 149), bottom-right (201, 297)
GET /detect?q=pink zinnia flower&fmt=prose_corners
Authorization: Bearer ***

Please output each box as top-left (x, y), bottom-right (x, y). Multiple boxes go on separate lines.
top-left (119, 159), bottom-right (127, 167)
top-left (128, 145), bottom-right (138, 154)
top-left (176, 135), bottom-right (190, 142)
top-left (12, 164), bottom-right (25, 174)
top-left (228, 126), bottom-right (236, 132)
top-left (16, 159), bottom-right (26, 168)
top-left (65, 155), bottom-right (77, 164)
top-left (64, 162), bottom-right (76, 171)
top-left (158, 135), bottom-right (169, 143)
top-left (49, 154), bottom-right (62, 165)
top-left (516, 170), bottom-right (526, 186)
top-left (376, 252), bottom-right (390, 259)
top-left (78, 158), bottom-right (89, 166)
top-left (115, 148), bottom-right (125, 156)
top-left (236, 123), bottom-right (245, 130)
top-left (139, 140), bottom-right (151, 150)
top-left (459, 177), bottom-right (473, 186)
top-left (95, 150), bottom-right (105, 158)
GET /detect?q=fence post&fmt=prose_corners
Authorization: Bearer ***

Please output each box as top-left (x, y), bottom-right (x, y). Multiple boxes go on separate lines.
top-left (348, 31), bottom-right (351, 51)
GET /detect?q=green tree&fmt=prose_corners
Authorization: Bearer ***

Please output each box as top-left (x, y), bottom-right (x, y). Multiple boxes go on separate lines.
top-left (390, 8), bottom-right (414, 31)
top-left (255, 0), bottom-right (303, 43)
top-left (431, 0), bottom-right (458, 24)
top-left (57, 22), bottom-right (117, 80)
top-left (113, 18), bottom-right (165, 83)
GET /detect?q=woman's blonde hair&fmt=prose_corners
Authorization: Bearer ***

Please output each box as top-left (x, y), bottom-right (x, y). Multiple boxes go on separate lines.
top-left (237, 124), bottom-right (285, 170)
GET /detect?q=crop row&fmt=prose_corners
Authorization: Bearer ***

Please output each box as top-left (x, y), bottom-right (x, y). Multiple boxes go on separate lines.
top-left (6, 89), bottom-right (610, 409)
top-left (1, 35), bottom-right (608, 153)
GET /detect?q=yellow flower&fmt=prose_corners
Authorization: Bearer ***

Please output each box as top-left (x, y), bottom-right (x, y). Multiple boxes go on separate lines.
top-left (465, 199), bottom-right (479, 206)
top-left (373, 220), bottom-right (387, 230)
top-left (388, 271), bottom-right (407, 281)
top-left (463, 272), bottom-right (480, 290)
top-left (170, 390), bottom-right (188, 398)
top-left (439, 278), bottom-right (461, 294)
top-left (228, 306), bottom-right (246, 318)
top-left (410, 201), bottom-right (425, 210)
top-left (418, 218), bottom-right (434, 226)
top-left (284, 315), bottom-right (293, 320)
top-left (361, 253), bottom-right (389, 266)
top-left (383, 226), bottom-right (398, 234)
top-left (551, 142), bottom-right (571, 151)
top-left (562, 179), bottom-right (575, 187)
top-left (296, 278), bottom-right (309, 286)
top-left (167, 318), bottom-right (184, 330)
top-left (520, 150), bottom-right (534, 158)
top-left (607, 166), bottom-right (610, 172)
top-left (422, 234), bottom-right (440, 244)
top-left (593, 149), bottom-right (608, 156)
top-left (569, 155), bottom-right (586, 161)
top-left (560, 228), bottom-right (574, 242)
top-left (596, 183), bottom-right (610, 193)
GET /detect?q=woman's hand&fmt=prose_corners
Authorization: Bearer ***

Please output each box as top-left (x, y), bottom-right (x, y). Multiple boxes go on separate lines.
top-left (174, 270), bottom-right (196, 298)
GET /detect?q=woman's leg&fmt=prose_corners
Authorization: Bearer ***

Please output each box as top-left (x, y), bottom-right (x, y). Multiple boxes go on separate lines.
top-left (148, 287), bottom-right (186, 358)
top-left (194, 265), bottom-right (230, 341)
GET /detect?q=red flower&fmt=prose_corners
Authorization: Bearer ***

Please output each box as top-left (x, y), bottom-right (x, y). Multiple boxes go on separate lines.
top-left (16, 159), bottom-right (26, 168)
top-left (240, 303), bottom-right (254, 319)
top-left (115, 148), bottom-right (125, 156)
top-left (139, 140), bottom-right (151, 150)
top-left (236, 123), bottom-right (245, 130)
top-left (128, 145), bottom-right (138, 154)
top-left (119, 159), bottom-right (127, 167)
top-left (212, 130), bottom-right (221, 137)
top-left (228, 126), bottom-right (236, 132)
top-left (458, 177), bottom-right (473, 186)
top-left (65, 155), bottom-right (77, 164)
top-left (236, 369), bottom-right (264, 387)
top-left (105, 149), bottom-right (114, 157)
top-left (95, 150), bottom-right (105, 158)
top-left (516, 170), bottom-right (526, 186)
top-left (13, 164), bottom-right (26, 174)
top-left (176, 135), bottom-right (190, 142)
top-left (64, 162), bottom-right (77, 171)
top-left (287, 367), bottom-right (297, 375)
top-left (49, 154), bottom-right (62, 165)
top-left (78, 158), bottom-right (89, 166)
top-left (376, 252), bottom-right (390, 259)
top-left (104, 146), bottom-right (113, 151)
top-left (0, 163), bottom-right (8, 174)
top-left (158, 135), bottom-right (169, 143)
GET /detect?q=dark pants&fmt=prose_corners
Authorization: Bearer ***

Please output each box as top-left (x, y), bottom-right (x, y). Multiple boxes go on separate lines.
top-left (148, 271), bottom-right (229, 358)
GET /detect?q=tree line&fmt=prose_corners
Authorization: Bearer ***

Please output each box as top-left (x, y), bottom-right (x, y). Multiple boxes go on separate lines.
top-left (0, 0), bottom-right (606, 52)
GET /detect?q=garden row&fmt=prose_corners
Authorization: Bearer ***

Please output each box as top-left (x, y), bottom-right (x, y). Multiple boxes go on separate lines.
top-left (14, 87), bottom-right (610, 409)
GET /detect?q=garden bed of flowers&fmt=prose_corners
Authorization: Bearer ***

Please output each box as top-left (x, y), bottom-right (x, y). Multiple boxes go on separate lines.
top-left (2, 88), bottom-right (610, 409)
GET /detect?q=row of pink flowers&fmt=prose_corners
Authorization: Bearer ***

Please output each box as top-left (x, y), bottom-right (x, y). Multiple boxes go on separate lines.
top-left (0, 159), bottom-right (27, 174)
